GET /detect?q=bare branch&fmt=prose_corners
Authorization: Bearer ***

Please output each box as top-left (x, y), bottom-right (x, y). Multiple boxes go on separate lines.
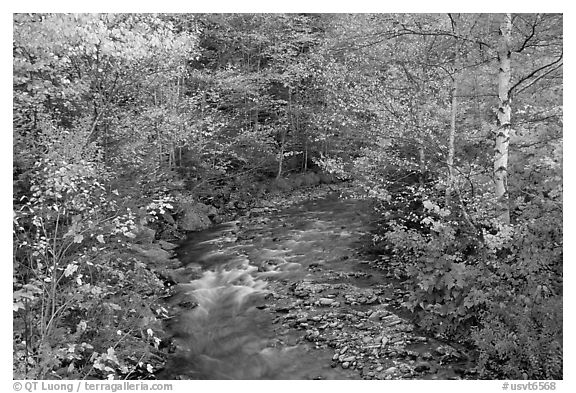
top-left (513, 14), bottom-right (539, 53)
top-left (514, 62), bottom-right (563, 96)
top-left (508, 51), bottom-right (563, 97)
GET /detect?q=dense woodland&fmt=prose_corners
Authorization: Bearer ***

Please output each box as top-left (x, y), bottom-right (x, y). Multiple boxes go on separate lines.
top-left (13, 13), bottom-right (562, 380)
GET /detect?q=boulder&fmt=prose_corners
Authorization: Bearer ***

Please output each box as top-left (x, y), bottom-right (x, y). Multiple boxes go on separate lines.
top-left (292, 176), bottom-right (304, 188)
top-left (319, 172), bottom-right (335, 184)
top-left (309, 172), bottom-right (321, 184)
top-left (195, 202), bottom-right (218, 218)
top-left (414, 362), bottom-right (431, 373)
top-left (129, 243), bottom-right (178, 269)
top-left (162, 212), bottom-right (176, 225)
top-left (159, 240), bottom-right (179, 250)
top-left (272, 178), bottom-right (293, 191)
top-left (301, 173), bottom-right (313, 186)
top-left (133, 225), bottom-right (156, 244)
top-left (178, 202), bottom-right (212, 231)
top-left (300, 172), bottom-right (320, 186)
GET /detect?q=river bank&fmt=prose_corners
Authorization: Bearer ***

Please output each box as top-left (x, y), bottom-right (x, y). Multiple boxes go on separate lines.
top-left (155, 185), bottom-right (476, 379)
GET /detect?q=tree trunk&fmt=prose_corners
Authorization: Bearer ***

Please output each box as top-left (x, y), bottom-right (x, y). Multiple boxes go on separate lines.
top-left (254, 45), bottom-right (261, 132)
top-left (418, 144), bottom-right (426, 186)
top-left (303, 138), bottom-right (308, 172)
top-left (494, 13), bottom-right (512, 224)
top-left (446, 73), bottom-right (458, 205)
top-left (276, 129), bottom-right (285, 179)
top-left (417, 111), bottom-right (426, 187)
top-left (278, 87), bottom-right (294, 179)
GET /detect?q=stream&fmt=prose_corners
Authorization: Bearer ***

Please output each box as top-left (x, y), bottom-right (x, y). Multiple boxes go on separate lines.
top-left (159, 190), bottom-right (475, 380)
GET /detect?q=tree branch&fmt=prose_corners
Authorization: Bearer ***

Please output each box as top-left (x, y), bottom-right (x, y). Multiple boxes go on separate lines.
top-left (513, 14), bottom-right (539, 53)
top-left (508, 51), bottom-right (563, 97)
top-left (514, 62), bottom-right (563, 96)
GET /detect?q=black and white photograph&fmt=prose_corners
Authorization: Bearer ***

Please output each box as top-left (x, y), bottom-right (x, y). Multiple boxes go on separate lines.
top-left (11, 6), bottom-right (565, 387)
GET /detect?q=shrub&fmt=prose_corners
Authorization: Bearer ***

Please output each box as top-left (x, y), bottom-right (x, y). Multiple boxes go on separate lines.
top-left (13, 156), bottom-right (168, 379)
top-left (374, 191), bottom-right (562, 379)
top-left (472, 296), bottom-right (562, 379)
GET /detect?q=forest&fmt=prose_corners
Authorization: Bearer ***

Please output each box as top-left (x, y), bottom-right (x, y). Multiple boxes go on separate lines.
top-left (13, 13), bottom-right (562, 381)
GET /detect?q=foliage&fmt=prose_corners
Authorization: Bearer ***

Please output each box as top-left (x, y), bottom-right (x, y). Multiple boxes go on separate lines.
top-left (12, 150), bottom-right (167, 378)
top-left (12, 13), bottom-right (193, 379)
top-left (13, 13), bottom-right (562, 380)
top-left (372, 170), bottom-right (562, 378)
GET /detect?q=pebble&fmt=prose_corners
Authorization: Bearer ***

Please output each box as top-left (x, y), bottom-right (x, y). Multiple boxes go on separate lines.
top-left (368, 311), bottom-right (383, 321)
top-left (159, 240), bottom-right (178, 250)
top-left (384, 366), bottom-right (397, 375)
top-left (421, 352), bottom-right (434, 360)
top-left (319, 298), bottom-right (335, 306)
top-left (339, 346), bottom-right (349, 354)
top-left (398, 364), bottom-right (412, 374)
top-left (414, 362), bottom-right (431, 372)
top-left (376, 366), bottom-right (384, 372)
top-left (342, 362), bottom-right (350, 369)
top-left (434, 345), bottom-right (453, 356)
top-left (367, 295), bottom-right (379, 304)
top-left (342, 356), bottom-right (356, 363)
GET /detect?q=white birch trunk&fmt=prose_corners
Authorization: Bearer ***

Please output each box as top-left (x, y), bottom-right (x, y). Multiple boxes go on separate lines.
top-left (494, 13), bottom-right (513, 224)
top-left (446, 74), bottom-right (458, 205)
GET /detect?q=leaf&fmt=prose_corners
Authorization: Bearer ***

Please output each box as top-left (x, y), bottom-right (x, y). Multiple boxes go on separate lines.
top-left (96, 234), bottom-right (105, 243)
top-left (64, 263), bottom-right (78, 277)
top-left (423, 200), bottom-right (435, 211)
top-left (73, 234), bottom-right (84, 243)
top-left (439, 208), bottom-right (451, 217)
top-left (77, 320), bottom-right (87, 331)
top-left (23, 284), bottom-right (43, 294)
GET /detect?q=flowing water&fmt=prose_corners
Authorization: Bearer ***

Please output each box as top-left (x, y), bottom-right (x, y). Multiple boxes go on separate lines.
top-left (160, 192), bottom-right (474, 380)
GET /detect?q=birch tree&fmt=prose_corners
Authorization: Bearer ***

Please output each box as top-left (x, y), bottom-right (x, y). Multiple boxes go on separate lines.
top-left (494, 13), bottom-right (513, 224)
